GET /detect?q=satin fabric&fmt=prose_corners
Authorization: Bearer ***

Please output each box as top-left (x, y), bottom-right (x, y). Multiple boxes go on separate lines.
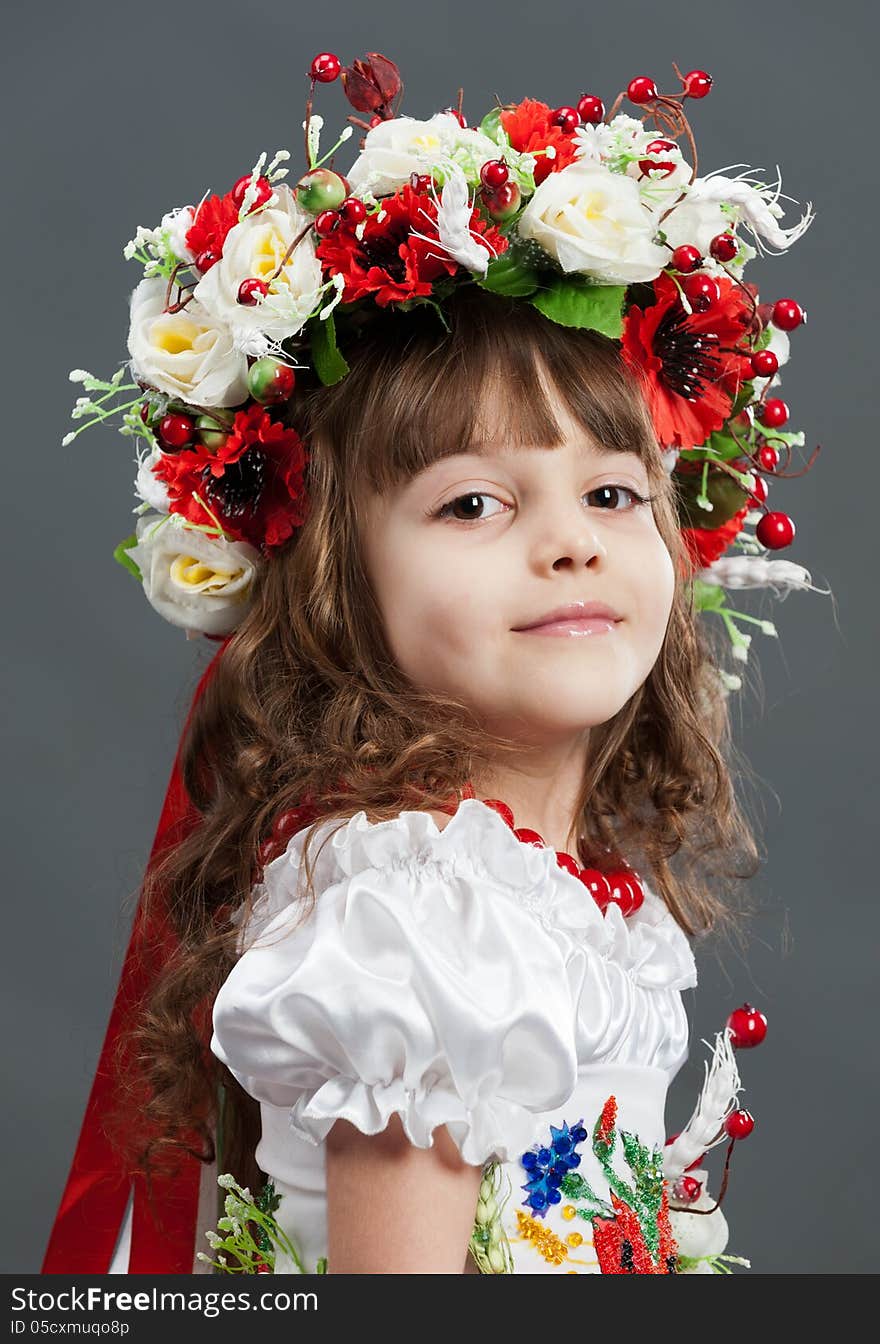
top-left (210, 800), bottom-right (697, 1274)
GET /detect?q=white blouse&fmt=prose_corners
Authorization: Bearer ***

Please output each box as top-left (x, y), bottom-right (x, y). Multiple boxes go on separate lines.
top-left (206, 798), bottom-right (698, 1275)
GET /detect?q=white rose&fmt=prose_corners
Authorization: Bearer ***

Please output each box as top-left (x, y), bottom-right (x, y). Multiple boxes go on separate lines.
top-left (192, 183), bottom-right (323, 355)
top-left (134, 444), bottom-right (171, 514)
top-left (127, 277), bottom-right (249, 407)
top-left (161, 205), bottom-right (196, 264)
top-left (346, 112), bottom-right (527, 196)
top-left (516, 162), bottom-right (669, 284)
top-left (128, 512), bottom-right (260, 635)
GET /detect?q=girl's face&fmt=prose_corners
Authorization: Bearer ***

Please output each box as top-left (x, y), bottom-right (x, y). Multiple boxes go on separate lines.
top-left (358, 377), bottom-right (675, 747)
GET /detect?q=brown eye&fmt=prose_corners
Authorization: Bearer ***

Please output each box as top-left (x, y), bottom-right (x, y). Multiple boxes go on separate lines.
top-left (435, 492), bottom-right (506, 523)
top-left (588, 485), bottom-right (651, 510)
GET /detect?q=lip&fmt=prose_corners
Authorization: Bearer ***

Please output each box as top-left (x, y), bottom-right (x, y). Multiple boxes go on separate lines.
top-left (512, 601), bottom-right (623, 633)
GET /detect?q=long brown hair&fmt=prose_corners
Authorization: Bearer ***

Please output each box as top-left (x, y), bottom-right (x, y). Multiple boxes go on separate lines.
top-left (107, 284), bottom-right (762, 1210)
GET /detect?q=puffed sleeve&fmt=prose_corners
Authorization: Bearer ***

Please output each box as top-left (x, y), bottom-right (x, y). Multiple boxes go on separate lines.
top-left (209, 802), bottom-right (580, 1166)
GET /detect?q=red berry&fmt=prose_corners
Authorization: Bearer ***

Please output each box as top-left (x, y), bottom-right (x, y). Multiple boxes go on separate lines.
top-left (748, 472), bottom-right (769, 506)
top-left (339, 196), bottom-right (367, 225)
top-left (755, 510), bottom-right (795, 550)
top-left (513, 827), bottom-right (544, 847)
top-left (758, 443), bottom-right (779, 472)
top-left (482, 799), bottom-right (515, 828)
top-left (158, 413), bottom-right (195, 450)
top-left (443, 107), bottom-right (468, 127)
top-left (314, 209), bottom-right (340, 236)
top-left (750, 349), bottom-right (779, 378)
top-left (480, 158), bottom-right (509, 190)
top-left (237, 277), bottom-right (269, 305)
top-left (726, 1002), bottom-right (768, 1049)
top-left (683, 272), bottom-right (719, 311)
top-left (672, 1175), bottom-right (703, 1203)
top-left (272, 809), bottom-right (309, 844)
top-left (310, 52), bottom-right (341, 83)
top-left (710, 232), bottom-right (738, 262)
top-left (247, 356), bottom-right (297, 405)
top-left (139, 402), bottom-right (152, 425)
top-left (772, 297), bottom-right (805, 331)
top-left (551, 105), bottom-right (580, 134)
top-left (195, 248), bottom-right (219, 273)
top-left (409, 172), bottom-right (434, 192)
top-left (682, 69), bottom-right (713, 99)
top-left (231, 174), bottom-right (272, 211)
top-left (555, 851), bottom-right (581, 878)
top-left (670, 244), bottom-right (702, 273)
top-left (758, 397), bottom-right (789, 428)
top-left (628, 76), bottom-right (658, 104)
top-left (725, 1108), bottom-right (755, 1140)
top-left (483, 180), bottom-right (521, 221)
top-left (577, 94), bottom-right (605, 123)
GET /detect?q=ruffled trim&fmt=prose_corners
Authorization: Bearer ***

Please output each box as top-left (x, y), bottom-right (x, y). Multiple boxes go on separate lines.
top-left (288, 1073), bottom-right (548, 1167)
top-left (248, 798), bottom-right (696, 993)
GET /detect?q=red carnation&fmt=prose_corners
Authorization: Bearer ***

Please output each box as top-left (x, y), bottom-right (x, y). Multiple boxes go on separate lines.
top-left (681, 503), bottom-right (751, 573)
top-left (500, 98), bottom-right (580, 184)
top-left (621, 271), bottom-right (755, 451)
top-left (185, 191), bottom-right (240, 262)
top-left (316, 182), bottom-right (506, 306)
top-left (152, 403), bottom-right (309, 552)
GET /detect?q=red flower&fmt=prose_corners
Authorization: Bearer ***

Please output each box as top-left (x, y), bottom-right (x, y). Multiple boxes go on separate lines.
top-left (317, 183), bottom-right (505, 306)
top-left (152, 403), bottom-right (309, 552)
top-left (500, 99), bottom-right (580, 184)
top-left (185, 191), bottom-right (240, 262)
top-left (681, 503), bottom-right (751, 572)
top-left (621, 271), bottom-right (755, 450)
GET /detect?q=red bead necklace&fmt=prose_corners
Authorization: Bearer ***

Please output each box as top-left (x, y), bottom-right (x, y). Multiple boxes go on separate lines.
top-left (447, 781), bottom-right (645, 919)
top-left (258, 781), bottom-right (644, 919)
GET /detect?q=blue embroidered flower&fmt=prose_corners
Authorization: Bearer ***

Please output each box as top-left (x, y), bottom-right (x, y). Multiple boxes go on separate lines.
top-left (519, 1119), bottom-right (588, 1218)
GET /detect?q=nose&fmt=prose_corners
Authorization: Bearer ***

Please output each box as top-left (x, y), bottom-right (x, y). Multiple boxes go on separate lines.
top-left (533, 500), bottom-right (609, 572)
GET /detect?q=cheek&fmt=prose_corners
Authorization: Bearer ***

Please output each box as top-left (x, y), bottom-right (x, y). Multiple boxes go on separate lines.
top-left (388, 557), bottom-right (484, 666)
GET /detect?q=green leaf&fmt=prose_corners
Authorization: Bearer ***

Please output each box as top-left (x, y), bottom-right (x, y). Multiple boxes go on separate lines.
top-left (113, 534), bottom-right (142, 581)
top-left (530, 279), bottom-right (626, 338)
top-left (309, 311), bottom-right (350, 386)
top-left (478, 250), bottom-right (542, 297)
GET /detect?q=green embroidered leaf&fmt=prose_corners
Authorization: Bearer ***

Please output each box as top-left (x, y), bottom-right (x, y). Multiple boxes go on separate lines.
top-left (309, 311), bottom-right (350, 386)
top-left (530, 279), bottom-right (626, 337)
top-left (113, 534), bottom-right (141, 581)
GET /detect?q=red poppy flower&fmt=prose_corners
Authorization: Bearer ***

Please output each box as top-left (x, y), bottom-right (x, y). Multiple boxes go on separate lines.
top-left (152, 403), bottom-right (309, 552)
top-left (500, 98), bottom-right (580, 184)
top-left (317, 182), bottom-right (505, 306)
top-left (621, 271), bottom-right (755, 450)
top-left (185, 191), bottom-right (240, 262)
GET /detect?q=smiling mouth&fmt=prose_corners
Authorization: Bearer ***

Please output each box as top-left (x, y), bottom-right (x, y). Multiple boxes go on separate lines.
top-left (513, 616), bottom-right (622, 637)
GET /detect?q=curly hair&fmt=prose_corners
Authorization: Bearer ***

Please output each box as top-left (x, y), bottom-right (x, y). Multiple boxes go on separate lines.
top-left (105, 285), bottom-right (762, 1220)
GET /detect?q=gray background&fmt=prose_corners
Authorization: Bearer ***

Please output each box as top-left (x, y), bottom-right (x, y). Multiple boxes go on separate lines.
top-left (4, 0), bottom-right (874, 1274)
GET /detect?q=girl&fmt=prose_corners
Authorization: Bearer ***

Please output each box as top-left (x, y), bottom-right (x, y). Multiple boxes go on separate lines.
top-left (45, 51), bottom-right (815, 1276)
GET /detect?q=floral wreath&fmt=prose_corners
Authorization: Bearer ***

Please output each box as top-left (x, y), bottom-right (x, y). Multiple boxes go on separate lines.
top-left (64, 50), bottom-right (826, 693)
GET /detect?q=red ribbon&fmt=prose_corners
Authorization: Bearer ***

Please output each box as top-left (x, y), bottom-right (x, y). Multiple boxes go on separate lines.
top-left (42, 639), bottom-right (231, 1274)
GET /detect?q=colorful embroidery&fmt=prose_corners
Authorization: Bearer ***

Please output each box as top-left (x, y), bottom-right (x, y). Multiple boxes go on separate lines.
top-left (517, 1094), bottom-right (681, 1274)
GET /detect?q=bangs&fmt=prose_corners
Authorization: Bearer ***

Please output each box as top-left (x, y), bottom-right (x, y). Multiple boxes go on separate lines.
top-left (302, 287), bottom-right (661, 498)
